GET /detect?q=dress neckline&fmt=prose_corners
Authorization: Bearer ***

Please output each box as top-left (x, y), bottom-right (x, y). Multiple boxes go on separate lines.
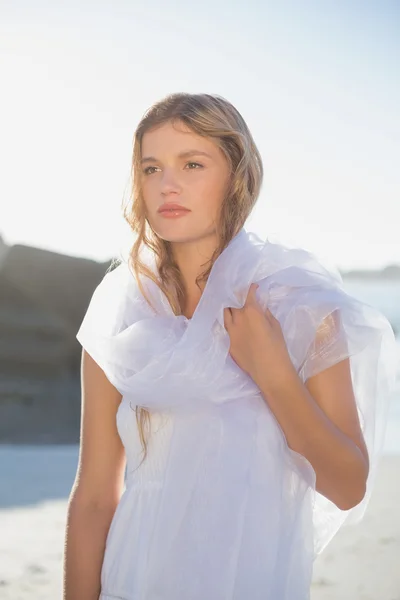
top-left (141, 227), bottom-right (248, 326)
top-left (175, 227), bottom-right (248, 325)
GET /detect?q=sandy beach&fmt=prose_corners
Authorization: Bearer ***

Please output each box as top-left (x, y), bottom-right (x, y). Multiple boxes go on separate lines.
top-left (311, 455), bottom-right (400, 600)
top-left (0, 446), bottom-right (399, 600)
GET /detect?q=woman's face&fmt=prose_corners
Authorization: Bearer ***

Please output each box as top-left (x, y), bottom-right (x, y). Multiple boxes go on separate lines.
top-left (140, 120), bottom-right (231, 243)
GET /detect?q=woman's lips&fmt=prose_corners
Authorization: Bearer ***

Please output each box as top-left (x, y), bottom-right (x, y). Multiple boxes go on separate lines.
top-left (158, 203), bottom-right (190, 213)
top-left (158, 209), bottom-right (191, 219)
top-left (158, 204), bottom-right (191, 218)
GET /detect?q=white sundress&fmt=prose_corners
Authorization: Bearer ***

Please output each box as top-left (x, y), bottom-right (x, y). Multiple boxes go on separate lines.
top-left (76, 227), bottom-right (398, 600)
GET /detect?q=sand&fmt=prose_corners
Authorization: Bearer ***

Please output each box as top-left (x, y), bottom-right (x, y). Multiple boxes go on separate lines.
top-left (311, 455), bottom-right (400, 600)
top-left (0, 446), bottom-right (399, 600)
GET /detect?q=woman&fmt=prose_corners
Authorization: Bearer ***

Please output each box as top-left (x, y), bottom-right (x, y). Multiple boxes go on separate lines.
top-left (63, 93), bottom-right (397, 600)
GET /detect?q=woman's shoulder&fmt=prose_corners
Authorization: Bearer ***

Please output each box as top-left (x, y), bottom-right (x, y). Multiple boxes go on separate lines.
top-left (256, 237), bottom-right (345, 301)
top-left (95, 259), bottom-right (145, 305)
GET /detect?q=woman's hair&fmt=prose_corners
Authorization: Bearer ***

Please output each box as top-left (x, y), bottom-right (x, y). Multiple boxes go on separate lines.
top-left (122, 92), bottom-right (264, 465)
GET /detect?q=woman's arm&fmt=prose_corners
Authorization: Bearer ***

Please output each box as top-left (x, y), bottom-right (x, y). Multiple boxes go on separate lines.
top-left (63, 350), bottom-right (126, 600)
top-left (256, 356), bottom-right (369, 510)
top-left (224, 288), bottom-right (369, 511)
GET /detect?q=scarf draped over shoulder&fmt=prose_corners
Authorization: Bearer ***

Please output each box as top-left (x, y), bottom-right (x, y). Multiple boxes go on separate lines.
top-left (77, 228), bottom-right (398, 571)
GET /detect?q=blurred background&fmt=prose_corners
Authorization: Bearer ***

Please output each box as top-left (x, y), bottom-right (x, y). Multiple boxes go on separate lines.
top-left (0, 1), bottom-right (399, 598)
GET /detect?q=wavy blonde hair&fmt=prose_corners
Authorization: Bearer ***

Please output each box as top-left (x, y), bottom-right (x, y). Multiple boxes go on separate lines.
top-left (122, 92), bottom-right (264, 465)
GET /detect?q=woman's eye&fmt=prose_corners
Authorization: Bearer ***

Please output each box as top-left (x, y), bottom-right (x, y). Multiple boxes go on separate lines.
top-left (143, 166), bottom-right (158, 175)
top-left (143, 162), bottom-right (202, 175)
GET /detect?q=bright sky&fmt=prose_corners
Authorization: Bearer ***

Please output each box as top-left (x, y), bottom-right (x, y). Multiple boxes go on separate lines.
top-left (0, 1), bottom-right (399, 270)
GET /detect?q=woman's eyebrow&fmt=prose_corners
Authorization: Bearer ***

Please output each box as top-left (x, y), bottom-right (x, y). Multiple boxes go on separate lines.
top-left (140, 149), bottom-right (213, 165)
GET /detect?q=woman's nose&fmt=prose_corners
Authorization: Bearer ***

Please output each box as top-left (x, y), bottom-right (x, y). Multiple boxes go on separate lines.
top-left (160, 169), bottom-right (182, 195)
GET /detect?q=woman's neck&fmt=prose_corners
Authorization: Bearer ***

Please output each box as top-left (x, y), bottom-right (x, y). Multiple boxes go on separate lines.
top-left (171, 232), bottom-right (219, 311)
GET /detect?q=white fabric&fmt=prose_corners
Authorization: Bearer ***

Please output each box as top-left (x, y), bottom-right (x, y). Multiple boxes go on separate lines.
top-left (76, 228), bottom-right (398, 600)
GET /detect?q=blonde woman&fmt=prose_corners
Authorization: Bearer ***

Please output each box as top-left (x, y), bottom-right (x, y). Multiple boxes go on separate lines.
top-left (63, 93), bottom-right (397, 600)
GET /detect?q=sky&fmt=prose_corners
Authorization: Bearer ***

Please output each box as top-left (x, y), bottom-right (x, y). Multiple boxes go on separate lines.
top-left (0, 0), bottom-right (399, 271)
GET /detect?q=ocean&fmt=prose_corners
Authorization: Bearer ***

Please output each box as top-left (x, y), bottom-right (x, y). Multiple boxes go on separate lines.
top-left (342, 278), bottom-right (400, 456)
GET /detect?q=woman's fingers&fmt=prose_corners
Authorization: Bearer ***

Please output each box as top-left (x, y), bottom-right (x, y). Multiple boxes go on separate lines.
top-left (246, 283), bottom-right (259, 304)
top-left (225, 283), bottom-right (274, 328)
top-left (223, 306), bottom-right (233, 329)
